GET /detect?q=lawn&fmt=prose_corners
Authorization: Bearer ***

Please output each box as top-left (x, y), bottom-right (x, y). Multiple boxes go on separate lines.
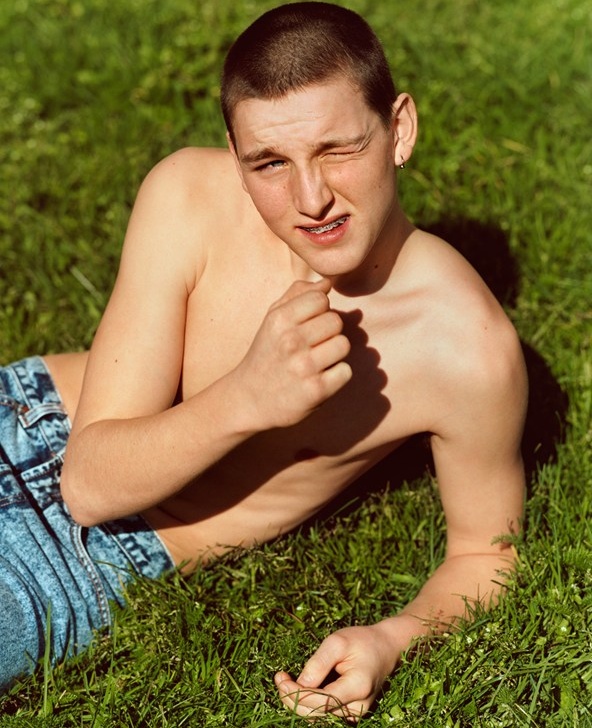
top-left (0, 0), bottom-right (591, 725)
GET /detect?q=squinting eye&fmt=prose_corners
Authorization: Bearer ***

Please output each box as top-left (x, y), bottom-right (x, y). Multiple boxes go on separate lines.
top-left (258, 160), bottom-right (285, 171)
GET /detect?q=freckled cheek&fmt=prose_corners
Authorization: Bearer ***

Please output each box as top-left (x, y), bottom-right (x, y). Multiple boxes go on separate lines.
top-left (249, 183), bottom-right (291, 224)
top-left (330, 162), bottom-right (387, 199)
top-left (255, 191), bottom-right (301, 242)
top-left (325, 163), bottom-right (351, 186)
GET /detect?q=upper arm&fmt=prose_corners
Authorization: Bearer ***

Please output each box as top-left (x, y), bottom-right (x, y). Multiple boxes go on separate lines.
top-left (428, 309), bottom-right (528, 559)
top-left (71, 148), bottom-right (209, 432)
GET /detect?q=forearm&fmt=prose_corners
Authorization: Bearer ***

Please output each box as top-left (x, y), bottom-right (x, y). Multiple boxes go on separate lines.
top-left (60, 370), bottom-right (256, 526)
top-left (273, 551), bottom-right (517, 720)
top-left (61, 278), bottom-right (351, 526)
top-left (378, 549), bottom-right (517, 652)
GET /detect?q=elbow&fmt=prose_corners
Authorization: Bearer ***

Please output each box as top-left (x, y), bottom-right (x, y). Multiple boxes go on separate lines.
top-left (60, 462), bottom-right (104, 528)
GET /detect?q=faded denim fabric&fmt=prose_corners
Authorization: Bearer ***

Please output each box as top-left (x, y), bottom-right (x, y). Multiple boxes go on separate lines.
top-left (0, 357), bottom-right (174, 691)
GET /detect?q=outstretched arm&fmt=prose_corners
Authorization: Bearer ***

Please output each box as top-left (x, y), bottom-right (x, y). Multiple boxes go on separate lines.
top-left (275, 314), bottom-right (527, 721)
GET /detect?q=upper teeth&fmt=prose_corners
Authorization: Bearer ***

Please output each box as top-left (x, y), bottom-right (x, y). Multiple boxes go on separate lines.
top-left (306, 216), bottom-right (347, 234)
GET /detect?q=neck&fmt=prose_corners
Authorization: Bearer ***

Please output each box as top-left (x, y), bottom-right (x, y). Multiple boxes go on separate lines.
top-left (330, 204), bottom-right (414, 297)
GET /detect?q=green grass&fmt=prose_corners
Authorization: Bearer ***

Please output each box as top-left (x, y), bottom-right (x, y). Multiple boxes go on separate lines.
top-left (1, 0), bottom-right (591, 725)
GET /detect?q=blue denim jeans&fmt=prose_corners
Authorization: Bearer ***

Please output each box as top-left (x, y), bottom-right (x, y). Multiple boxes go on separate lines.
top-left (0, 356), bottom-right (174, 691)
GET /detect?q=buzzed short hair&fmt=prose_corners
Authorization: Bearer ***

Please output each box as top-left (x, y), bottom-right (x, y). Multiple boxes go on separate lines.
top-left (221, 2), bottom-right (397, 142)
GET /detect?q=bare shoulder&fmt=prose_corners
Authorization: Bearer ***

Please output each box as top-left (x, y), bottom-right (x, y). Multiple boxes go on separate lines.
top-left (149, 145), bottom-right (236, 180)
top-left (120, 147), bottom-right (245, 286)
top-left (402, 229), bottom-right (527, 420)
top-left (139, 146), bottom-right (241, 213)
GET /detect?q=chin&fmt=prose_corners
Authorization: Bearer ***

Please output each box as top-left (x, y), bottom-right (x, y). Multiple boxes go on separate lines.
top-left (313, 251), bottom-right (371, 279)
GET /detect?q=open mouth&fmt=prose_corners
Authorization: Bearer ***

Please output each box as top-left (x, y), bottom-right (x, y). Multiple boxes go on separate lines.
top-left (301, 216), bottom-right (349, 235)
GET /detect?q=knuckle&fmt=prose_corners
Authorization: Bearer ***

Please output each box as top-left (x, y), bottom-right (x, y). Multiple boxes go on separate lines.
top-left (268, 305), bottom-right (291, 332)
top-left (292, 352), bottom-right (316, 379)
top-left (335, 334), bottom-right (351, 357)
top-left (308, 290), bottom-right (330, 310)
top-left (326, 630), bottom-right (349, 651)
top-left (278, 329), bottom-right (302, 357)
top-left (326, 310), bottom-right (344, 333)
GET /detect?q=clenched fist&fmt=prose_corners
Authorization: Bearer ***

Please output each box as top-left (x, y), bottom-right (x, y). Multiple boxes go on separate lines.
top-left (235, 278), bottom-right (352, 430)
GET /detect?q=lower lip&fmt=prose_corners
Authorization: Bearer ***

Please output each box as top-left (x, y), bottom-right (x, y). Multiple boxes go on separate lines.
top-left (298, 216), bottom-right (350, 246)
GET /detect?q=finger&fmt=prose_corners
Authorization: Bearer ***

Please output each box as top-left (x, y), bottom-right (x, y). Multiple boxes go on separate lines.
top-left (270, 290), bottom-right (332, 333)
top-left (270, 279), bottom-right (333, 325)
top-left (299, 309), bottom-right (344, 347)
top-left (275, 277), bottom-right (331, 306)
top-left (275, 673), bottom-right (342, 717)
top-left (309, 332), bottom-right (351, 371)
top-left (309, 670), bottom-right (366, 707)
top-left (297, 632), bottom-right (350, 688)
top-left (275, 674), bottom-right (365, 722)
top-left (319, 360), bottom-right (353, 397)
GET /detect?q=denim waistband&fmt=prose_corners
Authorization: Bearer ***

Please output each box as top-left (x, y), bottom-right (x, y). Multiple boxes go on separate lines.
top-left (0, 356), bottom-right (69, 467)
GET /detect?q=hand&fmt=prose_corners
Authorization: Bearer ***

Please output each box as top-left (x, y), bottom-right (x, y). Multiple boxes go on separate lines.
top-left (236, 278), bottom-right (352, 430)
top-left (274, 622), bottom-right (402, 722)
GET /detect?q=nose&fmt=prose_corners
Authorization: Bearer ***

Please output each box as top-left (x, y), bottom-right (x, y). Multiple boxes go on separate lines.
top-left (292, 165), bottom-right (334, 219)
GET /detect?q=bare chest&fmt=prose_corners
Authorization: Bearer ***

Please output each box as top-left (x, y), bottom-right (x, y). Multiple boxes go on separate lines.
top-left (150, 234), bottom-right (433, 562)
top-left (157, 288), bottom-right (418, 563)
top-left (181, 271), bottom-right (422, 472)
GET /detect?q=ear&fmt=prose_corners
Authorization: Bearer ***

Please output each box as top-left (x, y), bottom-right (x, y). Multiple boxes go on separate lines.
top-left (391, 93), bottom-right (418, 167)
top-left (226, 131), bottom-right (249, 193)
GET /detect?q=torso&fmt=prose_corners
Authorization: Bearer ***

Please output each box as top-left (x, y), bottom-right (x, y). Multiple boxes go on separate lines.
top-left (46, 147), bottom-right (508, 569)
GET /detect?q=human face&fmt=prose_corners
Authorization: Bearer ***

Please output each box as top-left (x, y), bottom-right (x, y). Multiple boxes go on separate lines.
top-left (229, 77), bottom-right (400, 283)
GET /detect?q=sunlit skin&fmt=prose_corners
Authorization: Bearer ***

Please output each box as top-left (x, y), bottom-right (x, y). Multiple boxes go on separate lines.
top-left (228, 78), bottom-right (414, 289)
top-left (49, 73), bottom-right (526, 722)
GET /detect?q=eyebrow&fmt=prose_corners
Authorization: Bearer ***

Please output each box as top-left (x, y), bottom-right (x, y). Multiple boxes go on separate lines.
top-left (239, 132), bottom-right (372, 166)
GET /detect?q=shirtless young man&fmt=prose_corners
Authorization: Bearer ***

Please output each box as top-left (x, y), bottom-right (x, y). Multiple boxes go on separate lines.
top-left (0, 1), bottom-right (527, 719)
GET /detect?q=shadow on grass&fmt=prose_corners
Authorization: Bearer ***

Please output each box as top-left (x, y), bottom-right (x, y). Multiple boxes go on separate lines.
top-left (312, 217), bottom-right (569, 525)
